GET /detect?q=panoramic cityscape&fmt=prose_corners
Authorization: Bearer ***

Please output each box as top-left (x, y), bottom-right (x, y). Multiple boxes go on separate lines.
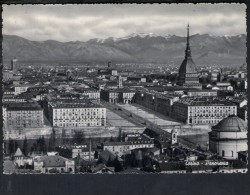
top-left (2, 4), bottom-right (247, 174)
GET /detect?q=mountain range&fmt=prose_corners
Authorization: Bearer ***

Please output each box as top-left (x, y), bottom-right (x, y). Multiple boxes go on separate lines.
top-left (3, 33), bottom-right (246, 66)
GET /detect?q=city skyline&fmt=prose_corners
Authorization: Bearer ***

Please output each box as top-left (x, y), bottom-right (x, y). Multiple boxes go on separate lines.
top-left (3, 4), bottom-right (246, 42)
top-left (2, 3), bottom-right (248, 176)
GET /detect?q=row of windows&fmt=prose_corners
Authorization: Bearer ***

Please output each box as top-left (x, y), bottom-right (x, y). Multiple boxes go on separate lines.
top-left (54, 115), bottom-right (105, 119)
top-left (54, 122), bottom-right (103, 127)
top-left (54, 112), bottom-right (105, 115)
top-left (189, 118), bottom-right (221, 124)
top-left (54, 118), bottom-right (103, 122)
top-left (190, 109), bottom-right (235, 113)
top-left (189, 112), bottom-right (234, 117)
top-left (190, 106), bottom-right (236, 110)
top-left (106, 144), bottom-right (153, 152)
top-left (55, 108), bottom-right (104, 112)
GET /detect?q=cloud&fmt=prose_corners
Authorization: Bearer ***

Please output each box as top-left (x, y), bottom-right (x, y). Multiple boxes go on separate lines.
top-left (3, 4), bottom-right (246, 42)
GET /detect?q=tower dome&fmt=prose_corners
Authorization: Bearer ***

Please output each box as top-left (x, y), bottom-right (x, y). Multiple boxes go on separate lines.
top-left (212, 115), bottom-right (247, 132)
top-left (177, 24), bottom-right (201, 88)
top-left (179, 57), bottom-right (196, 74)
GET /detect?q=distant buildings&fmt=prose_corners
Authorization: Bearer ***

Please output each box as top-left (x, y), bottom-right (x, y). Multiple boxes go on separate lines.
top-left (3, 70), bottom-right (14, 82)
top-left (213, 82), bottom-right (233, 91)
top-left (3, 58), bottom-right (21, 82)
top-left (102, 133), bottom-right (154, 156)
top-left (185, 89), bottom-right (217, 97)
top-left (209, 115), bottom-right (247, 159)
top-left (134, 90), bottom-right (179, 117)
top-left (172, 97), bottom-right (237, 124)
top-left (11, 57), bottom-right (18, 74)
top-left (58, 144), bottom-right (95, 160)
top-left (14, 84), bottom-right (32, 95)
top-left (101, 88), bottom-right (135, 104)
top-left (73, 88), bottom-right (100, 102)
top-left (34, 154), bottom-right (75, 173)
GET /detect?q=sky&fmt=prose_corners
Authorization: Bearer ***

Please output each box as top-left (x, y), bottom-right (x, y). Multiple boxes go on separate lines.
top-left (3, 4), bottom-right (246, 42)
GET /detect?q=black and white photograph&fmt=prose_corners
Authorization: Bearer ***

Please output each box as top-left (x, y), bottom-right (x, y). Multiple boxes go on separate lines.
top-left (2, 3), bottom-right (247, 174)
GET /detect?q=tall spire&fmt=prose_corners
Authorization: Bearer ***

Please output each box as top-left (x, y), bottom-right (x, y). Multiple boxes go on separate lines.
top-left (185, 23), bottom-right (191, 58)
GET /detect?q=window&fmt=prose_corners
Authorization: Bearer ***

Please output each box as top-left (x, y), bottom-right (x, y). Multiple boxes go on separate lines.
top-left (231, 151), bottom-right (234, 157)
top-left (222, 150), bottom-right (225, 157)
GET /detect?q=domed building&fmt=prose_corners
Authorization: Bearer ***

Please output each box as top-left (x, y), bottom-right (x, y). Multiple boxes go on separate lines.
top-left (209, 115), bottom-right (247, 160)
top-left (177, 25), bottom-right (202, 89)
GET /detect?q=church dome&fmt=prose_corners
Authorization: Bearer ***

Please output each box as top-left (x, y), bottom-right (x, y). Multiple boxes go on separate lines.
top-left (212, 115), bottom-right (247, 132)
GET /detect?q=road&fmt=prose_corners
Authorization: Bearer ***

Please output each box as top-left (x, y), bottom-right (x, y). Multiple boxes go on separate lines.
top-left (118, 103), bottom-right (182, 127)
top-left (101, 101), bottom-right (212, 156)
top-left (106, 108), bottom-right (137, 127)
top-left (101, 101), bottom-right (171, 135)
top-left (102, 101), bottom-right (145, 127)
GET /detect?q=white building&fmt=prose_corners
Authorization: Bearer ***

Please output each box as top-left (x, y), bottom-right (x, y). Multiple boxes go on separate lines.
top-left (14, 85), bottom-right (31, 95)
top-left (47, 100), bottom-right (106, 127)
top-left (103, 134), bottom-right (154, 156)
top-left (172, 97), bottom-right (237, 124)
top-left (209, 115), bottom-right (247, 160)
top-left (34, 154), bottom-right (75, 173)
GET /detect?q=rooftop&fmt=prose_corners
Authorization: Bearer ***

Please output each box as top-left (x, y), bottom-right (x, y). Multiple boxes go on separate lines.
top-left (37, 155), bottom-right (72, 167)
top-left (14, 148), bottom-right (23, 157)
top-left (48, 99), bottom-right (103, 109)
top-left (176, 97), bottom-right (237, 106)
top-left (5, 102), bottom-right (43, 111)
top-left (212, 115), bottom-right (247, 132)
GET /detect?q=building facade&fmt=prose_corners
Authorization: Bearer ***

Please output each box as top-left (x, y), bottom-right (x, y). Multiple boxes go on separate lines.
top-left (34, 155), bottom-right (75, 173)
top-left (3, 102), bottom-right (44, 129)
top-left (134, 90), bottom-right (179, 117)
top-left (100, 89), bottom-right (119, 103)
top-left (186, 90), bottom-right (217, 97)
top-left (103, 140), bottom-right (154, 157)
top-left (74, 88), bottom-right (100, 102)
top-left (172, 97), bottom-right (237, 124)
top-left (47, 100), bottom-right (106, 127)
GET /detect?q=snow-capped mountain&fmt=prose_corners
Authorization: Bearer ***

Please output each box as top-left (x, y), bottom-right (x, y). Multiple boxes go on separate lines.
top-left (3, 33), bottom-right (246, 66)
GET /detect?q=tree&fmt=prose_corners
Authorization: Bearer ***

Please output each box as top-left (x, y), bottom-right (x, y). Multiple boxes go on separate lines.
top-left (14, 141), bottom-right (19, 153)
top-left (106, 154), bottom-right (113, 167)
top-left (8, 139), bottom-right (15, 155)
top-left (39, 136), bottom-right (47, 153)
top-left (118, 128), bottom-right (122, 142)
top-left (113, 156), bottom-right (123, 172)
top-left (31, 142), bottom-right (37, 153)
top-left (48, 129), bottom-right (56, 151)
top-left (61, 128), bottom-right (66, 145)
top-left (110, 136), bottom-right (115, 142)
top-left (35, 136), bottom-right (47, 154)
top-left (22, 137), bottom-right (28, 156)
top-left (72, 131), bottom-right (85, 145)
